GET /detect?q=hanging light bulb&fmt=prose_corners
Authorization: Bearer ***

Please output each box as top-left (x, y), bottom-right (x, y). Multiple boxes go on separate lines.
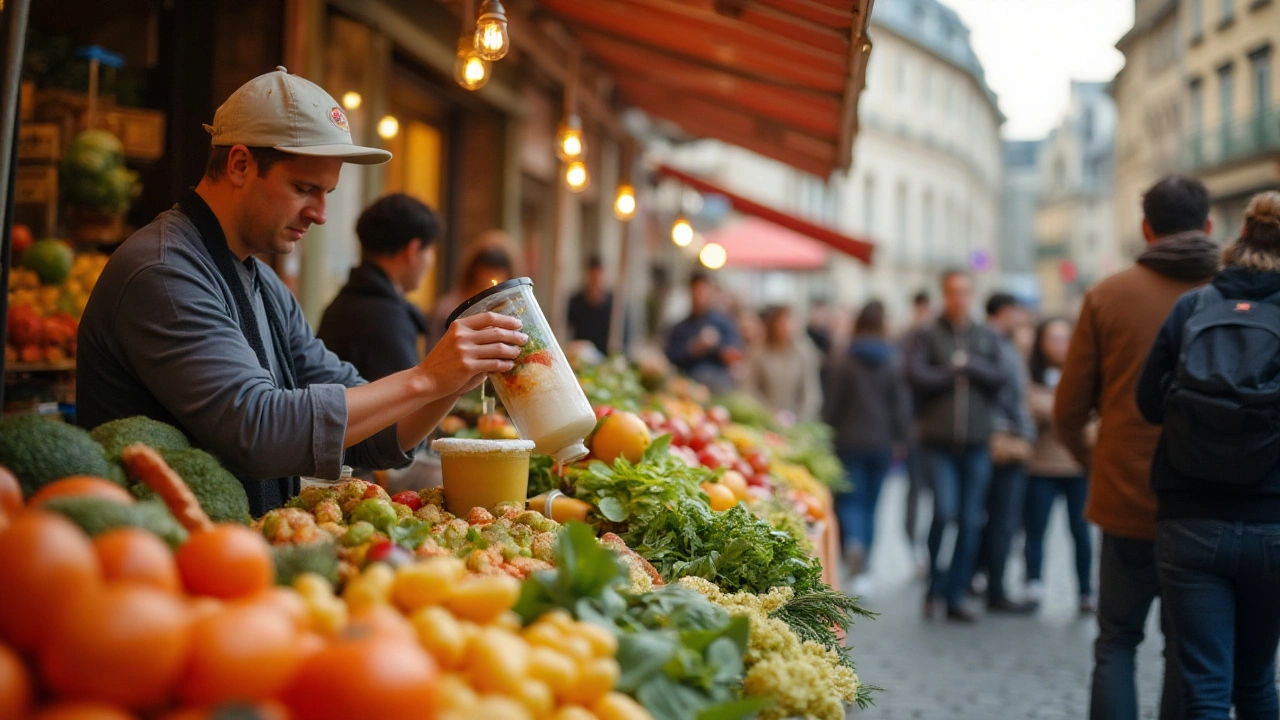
top-left (565, 161), bottom-right (589, 192)
top-left (556, 114), bottom-right (586, 161)
top-left (671, 216), bottom-right (694, 247)
top-left (454, 37), bottom-right (490, 91)
top-left (377, 115), bottom-right (400, 139)
top-left (341, 91), bottom-right (363, 110)
top-left (473, 0), bottom-right (510, 62)
top-left (613, 183), bottom-right (637, 220)
top-left (699, 242), bottom-right (727, 270)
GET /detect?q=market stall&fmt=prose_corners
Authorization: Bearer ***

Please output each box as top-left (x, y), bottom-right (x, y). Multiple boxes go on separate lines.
top-left (0, 347), bottom-right (872, 720)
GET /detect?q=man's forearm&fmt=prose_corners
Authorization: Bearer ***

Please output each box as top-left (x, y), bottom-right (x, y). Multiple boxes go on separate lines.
top-left (396, 393), bottom-right (463, 450)
top-left (343, 368), bottom-right (443, 448)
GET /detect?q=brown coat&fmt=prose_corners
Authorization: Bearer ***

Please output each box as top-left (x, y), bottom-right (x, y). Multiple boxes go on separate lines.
top-left (1027, 383), bottom-right (1084, 478)
top-left (1054, 236), bottom-right (1218, 540)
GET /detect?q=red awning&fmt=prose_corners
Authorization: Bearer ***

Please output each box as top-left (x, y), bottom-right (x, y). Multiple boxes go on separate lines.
top-left (656, 164), bottom-right (875, 265)
top-left (705, 217), bottom-right (828, 270)
top-left (538, 0), bottom-right (874, 178)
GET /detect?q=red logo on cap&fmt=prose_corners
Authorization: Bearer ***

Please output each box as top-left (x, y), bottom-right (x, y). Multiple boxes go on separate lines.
top-left (329, 107), bottom-right (349, 132)
top-left (1235, 302), bottom-right (1253, 312)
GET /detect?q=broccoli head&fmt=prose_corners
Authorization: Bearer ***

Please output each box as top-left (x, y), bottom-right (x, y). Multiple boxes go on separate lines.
top-left (132, 448), bottom-right (251, 524)
top-left (271, 541), bottom-right (340, 586)
top-left (90, 416), bottom-right (191, 462)
top-left (0, 414), bottom-right (125, 497)
top-left (41, 496), bottom-right (188, 548)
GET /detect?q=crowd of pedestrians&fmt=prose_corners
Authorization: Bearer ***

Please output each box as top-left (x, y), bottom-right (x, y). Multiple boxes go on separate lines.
top-left (655, 176), bottom-right (1280, 720)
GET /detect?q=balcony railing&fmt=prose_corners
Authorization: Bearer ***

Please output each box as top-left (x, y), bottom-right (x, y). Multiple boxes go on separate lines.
top-left (1181, 107), bottom-right (1280, 172)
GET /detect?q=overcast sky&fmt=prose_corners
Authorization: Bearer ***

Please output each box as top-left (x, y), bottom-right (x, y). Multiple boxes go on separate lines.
top-left (941, 0), bottom-right (1135, 140)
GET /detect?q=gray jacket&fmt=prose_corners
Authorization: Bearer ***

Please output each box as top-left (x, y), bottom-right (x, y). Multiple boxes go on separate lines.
top-left (78, 203), bottom-right (412, 515)
top-left (992, 333), bottom-right (1036, 441)
top-left (822, 338), bottom-right (909, 452)
top-left (905, 318), bottom-right (1009, 449)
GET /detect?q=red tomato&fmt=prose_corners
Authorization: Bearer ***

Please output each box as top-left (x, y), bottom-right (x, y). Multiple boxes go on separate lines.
top-left (697, 449), bottom-right (725, 470)
top-left (688, 425), bottom-right (717, 452)
top-left (706, 406), bottom-right (731, 426)
top-left (593, 406), bottom-right (615, 421)
top-left (639, 411), bottom-right (666, 430)
top-left (11, 225), bottom-right (32, 257)
top-left (390, 492), bottom-right (422, 511)
top-left (733, 459), bottom-right (754, 478)
top-left (666, 418), bottom-right (692, 447)
top-left (746, 449), bottom-right (771, 475)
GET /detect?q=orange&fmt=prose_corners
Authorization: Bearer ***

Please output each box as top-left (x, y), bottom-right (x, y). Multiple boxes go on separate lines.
top-left (26, 703), bottom-right (138, 720)
top-left (0, 512), bottom-right (101, 652)
top-left (0, 466), bottom-right (21, 516)
top-left (590, 412), bottom-right (651, 465)
top-left (250, 586), bottom-right (312, 634)
top-left (93, 528), bottom-right (180, 594)
top-left (718, 470), bottom-right (750, 502)
top-left (0, 642), bottom-right (32, 720)
top-left (41, 584), bottom-right (191, 711)
top-left (700, 482), bottom-right (737, 512)
top-left (281, 626), bottom-right (438, 720)
top-left (28, 477), bottom-right (134, 507)
top-left (178, 602), bottom-right (303, 707)
top-left (155, 701), bottom-right (289, 720)
top-left (176, 524), bottom-right (275, 599)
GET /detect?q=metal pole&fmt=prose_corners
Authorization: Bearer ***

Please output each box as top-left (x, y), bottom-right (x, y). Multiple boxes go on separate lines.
top-left (0, 0), bottom-right (34, 408)
top-left (607, 142), bottom-right (635, 356)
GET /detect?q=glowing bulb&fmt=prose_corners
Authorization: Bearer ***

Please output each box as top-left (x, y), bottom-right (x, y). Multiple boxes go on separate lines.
top-left (341, 91), bottom-right (362, 110)
top-left (377, 115), bottom-right (399, 139)
top-left (474, 0), bottom-right (509, 62)
top-left (565, 161), bottom-right (589, 192)
top-left (556, 115), bottom-right (586, 161)
top-left (613, 184), bottom-right (637, 220)
top-left (454, 37), bottom-right (490, 91)
top-left (699, 242), bottom-right (727, 270)
top-left (672, 217), bottom-right (693, 247)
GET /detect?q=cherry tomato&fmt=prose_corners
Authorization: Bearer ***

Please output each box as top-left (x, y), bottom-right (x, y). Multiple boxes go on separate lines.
top-left (391, 492), bottom-right (423, 512)
top-left (593, 406), bottom-right (615, 421)
top-left (706, 406), bottom-right (731, 426)
top-left (666, 418), bottom-right (692, 447)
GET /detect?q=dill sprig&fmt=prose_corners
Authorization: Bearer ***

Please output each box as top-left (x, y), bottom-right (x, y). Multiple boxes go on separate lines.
top-left (770, 585), bottom-right (877, 669)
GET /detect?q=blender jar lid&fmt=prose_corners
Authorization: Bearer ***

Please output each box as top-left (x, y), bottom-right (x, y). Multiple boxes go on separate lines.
top-left (446, 277), bottom-right (534, 328)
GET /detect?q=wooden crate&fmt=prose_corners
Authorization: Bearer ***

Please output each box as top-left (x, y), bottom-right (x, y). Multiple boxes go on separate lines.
top-left (18, 123), bottom-right (60, 163)
top-left (13, 166), bottom-right (59, 237)
top-left (34, 89), bottom-right (166, 161)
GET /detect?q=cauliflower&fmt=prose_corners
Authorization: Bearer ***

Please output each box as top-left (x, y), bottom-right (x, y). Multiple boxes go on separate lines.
top-left (259, 508), bottom-right (324, 545)
top-left (287, 485), bottom-right (337, 512)
top-left (335, 480), bottom-right (390, 516)
top-left (418, 487), bottom-right (445, 509)
top-left (529, 531), bottom-right (558, 562)
top-left (414, 503), bottom-right (447, 525)
top-left (313, 498), bottom-right (343, 525)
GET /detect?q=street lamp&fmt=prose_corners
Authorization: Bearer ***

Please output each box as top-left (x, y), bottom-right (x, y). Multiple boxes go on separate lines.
top-left (671, 217), bottom-right (693, 247)
top-left (613, 183), bottom-right (636, 220)
top-left (474, 0), bottom-right (510, 61)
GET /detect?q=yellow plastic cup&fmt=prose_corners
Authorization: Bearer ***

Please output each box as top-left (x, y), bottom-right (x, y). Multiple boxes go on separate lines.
top-left (431, 438), bottom-right (535, 517)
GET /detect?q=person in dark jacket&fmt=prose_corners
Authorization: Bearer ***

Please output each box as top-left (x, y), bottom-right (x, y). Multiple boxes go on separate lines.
top-left (1136, 191), bottom-right (1280, 719)
top-left (905, 269), bottom-right (1009, 622)
top-left (318, 194), bottom-right (438, 381)
top-left (825, 300), bottom-right (909, 595)
top-left (664, 271), bottom-right (743, 394)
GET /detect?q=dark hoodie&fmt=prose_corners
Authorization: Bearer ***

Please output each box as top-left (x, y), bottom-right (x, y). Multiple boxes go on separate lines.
top-left (1136, 265), bottom-right (1280, 524)
top-left (317, 262), bottom-right (429, 381)
top-left (822, 337), bottom-right (909, 452)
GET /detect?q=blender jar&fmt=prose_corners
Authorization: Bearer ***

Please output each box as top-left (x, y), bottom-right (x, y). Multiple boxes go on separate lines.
top-left (447, 278), bottom-right (596, 464)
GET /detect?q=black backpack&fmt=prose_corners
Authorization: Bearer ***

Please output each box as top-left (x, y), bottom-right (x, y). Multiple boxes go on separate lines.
top-left (1163, 285), bottom-right (1280, 485)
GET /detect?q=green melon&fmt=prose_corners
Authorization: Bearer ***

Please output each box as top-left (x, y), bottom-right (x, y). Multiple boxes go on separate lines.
top-left (22, 239), bottom-right (74, 285)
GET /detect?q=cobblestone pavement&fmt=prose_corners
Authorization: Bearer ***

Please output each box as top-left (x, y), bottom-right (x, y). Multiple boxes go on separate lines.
top-left (844, 474), bottom-right (1168, 720)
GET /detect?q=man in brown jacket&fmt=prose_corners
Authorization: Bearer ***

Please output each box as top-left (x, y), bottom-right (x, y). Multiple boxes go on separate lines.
top-left (1055, 176), bottom-right (1217, 720)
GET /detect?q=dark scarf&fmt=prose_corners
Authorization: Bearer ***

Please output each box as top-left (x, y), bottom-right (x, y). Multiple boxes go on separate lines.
top-left (177, 189), bottom-right (298, 390)
top-left (1136, 230), bottom-right (1220, 282)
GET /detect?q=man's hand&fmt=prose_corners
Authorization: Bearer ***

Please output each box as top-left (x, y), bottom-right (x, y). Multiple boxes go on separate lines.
top-left (416, 312), bottom-right (526, 398)
top-left (690, 325), bottom-right (722, 355)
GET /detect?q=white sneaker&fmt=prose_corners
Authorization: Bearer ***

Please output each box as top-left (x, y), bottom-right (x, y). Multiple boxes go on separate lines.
top-left (1025, 580), bottom-right (1044, 603)
top-left (851, 574), bottom-right (875, 598)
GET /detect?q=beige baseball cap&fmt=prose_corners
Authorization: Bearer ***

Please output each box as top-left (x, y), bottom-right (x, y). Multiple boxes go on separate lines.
top-left (203, 66), bottom-right (391, 165)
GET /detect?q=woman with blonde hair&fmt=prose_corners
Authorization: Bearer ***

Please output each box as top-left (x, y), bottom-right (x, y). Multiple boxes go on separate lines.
top-left (1137, 191), bottom-right (1280, 718)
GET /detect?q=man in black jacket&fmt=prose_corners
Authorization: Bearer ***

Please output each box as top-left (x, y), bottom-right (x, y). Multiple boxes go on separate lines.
top-left (318, 194), bottom-right (438, 381)
top-left (906, 270), bottom-right (1009, 622)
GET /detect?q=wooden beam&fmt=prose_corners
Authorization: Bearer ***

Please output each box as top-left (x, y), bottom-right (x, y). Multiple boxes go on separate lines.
top-left (656, 164), bottom-right (875, 265)
top-left (834, 0), bottom-right (873, 172)
top-left (757, 0), bottom-right (855, 28)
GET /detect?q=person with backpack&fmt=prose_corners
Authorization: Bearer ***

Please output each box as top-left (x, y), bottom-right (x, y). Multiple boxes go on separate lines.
top-left (1056, 175), bottom-right (1219, 720)
top-left (1136, 191), bottom-right (1280, 719)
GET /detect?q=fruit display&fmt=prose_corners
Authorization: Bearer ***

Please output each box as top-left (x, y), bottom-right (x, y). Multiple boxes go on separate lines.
top-left (6, 236), bottom-right (108, 365)
top-left (0, 360), bottom-right (875, 718)
top-left (62, 129), bottom-right (140, 215)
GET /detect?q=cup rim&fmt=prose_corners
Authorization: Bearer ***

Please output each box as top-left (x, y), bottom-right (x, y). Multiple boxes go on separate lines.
top-left (445, 276), bottom-right (534, 328)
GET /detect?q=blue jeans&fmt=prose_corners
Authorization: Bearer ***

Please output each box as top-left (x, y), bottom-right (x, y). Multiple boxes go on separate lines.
top-left (834, 449), bottom-right (895, 559)
top-left (1156, 519), bottom-right (1280, 720)
top-left (976, 461), bottom-right (1028, 603)
top-left (904, 443), bottom-right (930, 546)
top-left (926, 446), bottom-right (991, 607)
top-left (1024, 474), bottom-right (1093, 597)
top-left (1091, 534), bottom-right (1181, 720)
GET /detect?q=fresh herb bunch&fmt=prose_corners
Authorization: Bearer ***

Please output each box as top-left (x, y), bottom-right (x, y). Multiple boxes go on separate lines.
top-left (576, 356), bottom-right (647, 412)
top-left (780, 422), bottom-right (850, 491)
top-left (516, 523), bottom-right (766, 720)
top-left (569, 437), bottom-right (823, 596)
